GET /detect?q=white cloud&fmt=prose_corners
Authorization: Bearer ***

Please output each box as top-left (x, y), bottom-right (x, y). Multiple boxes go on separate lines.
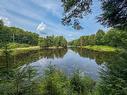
top-left (32, 0), bottom-right (62, 17)
top-left (36, 22), bottom-right (46, 32)
top-left (0, 16), bottom-right (11, 26)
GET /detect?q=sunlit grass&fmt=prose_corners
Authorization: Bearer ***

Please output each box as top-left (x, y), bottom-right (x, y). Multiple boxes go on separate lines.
top-left (0, 46), bottom-right (40, 56)
top-left (7, 42), bottom-right (30, 48)
top-left (82, 45), bottom-right (121, 52)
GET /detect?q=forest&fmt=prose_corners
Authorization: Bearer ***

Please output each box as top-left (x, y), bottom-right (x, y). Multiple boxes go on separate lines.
top-left (0, 23), bottom-right (39, 46)
top-left (0, 21), bottom-right (67, 49)
top-left (69, 28), bottom-right (127, 49)
top-left (39, 36), bottom-right (67, 48)
top-left (0, 0), bottom-right (127, 95)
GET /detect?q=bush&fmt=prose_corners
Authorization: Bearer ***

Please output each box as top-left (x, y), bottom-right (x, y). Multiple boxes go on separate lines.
top-left (70, 70), bottom-right (95, 95)
top-left (39, 65), bottom-right (95, 95)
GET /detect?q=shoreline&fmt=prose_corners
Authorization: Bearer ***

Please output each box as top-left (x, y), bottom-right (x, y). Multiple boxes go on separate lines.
top-left (80, 45), bottom-right (122, 52)
top-left (0, 45), bottom-right (122, 56)
top-left (0, 46), bottom-right (40, 56)
top-left (0, 46), bottom-right (67, 56)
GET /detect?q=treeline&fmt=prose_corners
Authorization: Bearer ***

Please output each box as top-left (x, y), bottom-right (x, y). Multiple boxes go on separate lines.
top-left (0, 20), bottom-right (67, 48)
top-left (69, 28), bottom-right (127, 49)
top-left (39, 36), bottom-right (67, 48)
top-left (0, 25), bottom-right (39, 46)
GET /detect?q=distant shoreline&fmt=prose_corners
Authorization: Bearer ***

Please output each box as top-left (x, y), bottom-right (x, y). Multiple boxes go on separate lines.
top-left (80, 45), bottom-right (122, 53)
top-left (0, 45), bottom-right (122, 56)
top-left (0, 46), bottom-right (67, 56)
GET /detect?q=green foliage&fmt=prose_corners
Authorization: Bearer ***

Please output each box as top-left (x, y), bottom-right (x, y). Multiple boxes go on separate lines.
top-left (61, 0), bottom-right (92, 30)
top-left (7, 43), bottom-right (30, 49)
top-left (69, 28), bottom-right (127, 49)
top-left (0, 25), bottom-right (39, 47)
top-left (95, 29), bottom-right (105, 45)
top-left (97, 51), bottom-right (127, 95)
top-left (39, 36), bottom-right (67, 48)
top-left (39, 65), bottom-right (95, 95)
top-left (61, 0), bottom-right (127, 29)
top-left (98, 0), bottom-right (127, 29)
top-left (70, 70), bottom-right (95, 95)
top-left (39, 65), bottom-right (69, 95)
top-left (83, 45), bottom-right (120, 52)
top-left (0, 65), bottom-right (39, 95)
top-left (0, 45), bottom-right (39, 95)
top-left (103, 29), bottom-right (127, 48)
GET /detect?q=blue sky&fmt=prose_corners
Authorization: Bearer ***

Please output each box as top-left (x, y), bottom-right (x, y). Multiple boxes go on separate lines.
top-left (0, 0), bottom-right (108, 41)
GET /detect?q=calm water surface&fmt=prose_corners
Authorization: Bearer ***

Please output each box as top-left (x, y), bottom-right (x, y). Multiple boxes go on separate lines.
top-left (31, 49), bottom-right (101, 80)
top-left (1, 48), bottom-right (127, 95)
top-left (0, 48), bottom-right (114, 80)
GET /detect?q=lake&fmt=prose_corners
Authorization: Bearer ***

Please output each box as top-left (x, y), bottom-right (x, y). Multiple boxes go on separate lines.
top-left (0, 48), bottom-right (115, 80)
top-left (1, 48), bottom-right (127, 95)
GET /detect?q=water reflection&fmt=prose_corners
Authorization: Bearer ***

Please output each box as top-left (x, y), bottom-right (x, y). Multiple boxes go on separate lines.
top-left (71, 48), bottom-right (115, 65)
top-left (0, 48), bottom-right (68, 68)
top-left (0, 48), bottom-right (114, 80)
top-left (38, 48), bottom-right (68, 59)
top-left (29, 48), bottom-right (112, 80)
top-left (0, 48), bottom-right (127, 94)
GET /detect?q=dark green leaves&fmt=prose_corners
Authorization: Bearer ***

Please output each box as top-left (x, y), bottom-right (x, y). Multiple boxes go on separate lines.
top-left (61, 0), bottom-right (92, 30)
top-left (98, 0), bottom-right (127, 29)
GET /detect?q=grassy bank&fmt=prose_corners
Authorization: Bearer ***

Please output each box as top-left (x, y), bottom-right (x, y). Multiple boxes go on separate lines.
top-left (0, 45), bottom-right (121, 56)
top-left (42, 46), bottom-right (66, 49)
top-left (0, 46), bottom-right (40, 56)
top-left (81, 45), bottom-right (121, 52)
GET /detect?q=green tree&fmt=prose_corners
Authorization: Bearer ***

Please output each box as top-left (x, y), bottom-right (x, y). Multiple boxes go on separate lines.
top-left (95, 29), bottom-right (105, 45)
top-left (98, 0), bottom-right (127, 29)
top-left (98, 52), bottom-right (127, 95)
top-left (103, 28), bottom-right (127, 48)
top-left (70, 70), bottom-right (95, 95)
top-left (39, 36), bottom-right (67, 48)
top-left (61, 0), bottom-right (127, 30)
top-left (0, 26), bottom-right (39, 46)
top-left (61, 0), bottom-right (92, 29)
top-left (39, 65), bottom-right (69, 95)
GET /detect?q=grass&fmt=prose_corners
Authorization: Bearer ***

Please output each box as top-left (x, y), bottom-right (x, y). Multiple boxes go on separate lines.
top-left (0, 44), bottom-right (122, 56)
top-left (7, 43), bottom-right (30, 48)
top-left (12, 46), bottom-right (40, 55)
top-left (81, 45), bottom-right (121, 52)
top-left (0, 46), bottom-right (40, 56)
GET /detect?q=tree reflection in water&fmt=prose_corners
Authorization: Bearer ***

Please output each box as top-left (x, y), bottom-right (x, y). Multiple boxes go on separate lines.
top-left (0, 48), bottom-right (127, 95)
top-left (0, 48), bottom-right (68, 68)
top-left (71, 48), bottom-right (115, 65)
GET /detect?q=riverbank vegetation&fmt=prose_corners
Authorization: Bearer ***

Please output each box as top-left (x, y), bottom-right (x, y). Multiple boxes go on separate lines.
top-left (82, 45), bottom-right (121, 52)
top-left (0, 25), bottom-right (39, 47)
top-left (39, 36), bottom-right (67, 48)
top-left (0, 64), bottom-right (96, 95)
top-left (0, 43), bottom-right (41, 56)
top-left (0, 0), bottom-right (127, 94)
top-left (1, 46), bottom-right (127, 95)
top-left (0, 21), bottom-right (67, 52)
top-left (69, 28), bottom-right (127, 52)
top-left (1, 19), bottom-right (126, 53)
top-left (1, 53), bottom-right (127, 95)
